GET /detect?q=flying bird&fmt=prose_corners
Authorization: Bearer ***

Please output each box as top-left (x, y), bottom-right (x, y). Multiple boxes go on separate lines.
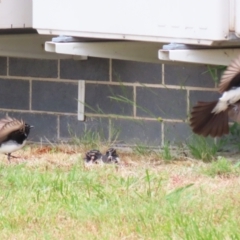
top-left (190, 55), bottom-right (240, 137)
top-left (0, 117), bottom-right (33, 162)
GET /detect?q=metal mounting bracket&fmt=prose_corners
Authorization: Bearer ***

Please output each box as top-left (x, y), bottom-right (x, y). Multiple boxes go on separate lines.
top-left (158, 48), bottom-right (240, 66)
top-left (45, 40), bottom-right (164, 63)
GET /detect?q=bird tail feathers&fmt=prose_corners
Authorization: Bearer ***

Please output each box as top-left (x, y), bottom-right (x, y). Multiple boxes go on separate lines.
top-left (190, 101), bottom-right (229, 137)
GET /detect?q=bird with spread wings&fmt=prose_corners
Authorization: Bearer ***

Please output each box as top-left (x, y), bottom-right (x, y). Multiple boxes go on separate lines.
top-left (190, 55), bottom-right (240, 137)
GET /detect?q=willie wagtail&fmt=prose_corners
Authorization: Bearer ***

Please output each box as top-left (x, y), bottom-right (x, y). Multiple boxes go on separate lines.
top-left (190, 55), bottom-right (240, 137)
top-left (0, 117), bottom-right (33, 162)
top-left (84, 149), bottom-right (103, 165)
top-left (84, 148), bottom-right (120, 165)
top-left (102, 148), bottom-right (120, 164)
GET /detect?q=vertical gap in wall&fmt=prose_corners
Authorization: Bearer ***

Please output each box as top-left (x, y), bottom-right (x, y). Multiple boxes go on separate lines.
top-left (161, 121), bottom-right (164, 147)
top-left (6, 57), bottom-right (9, 76)
top-left (133, 85), bottom-right (137, 117)
top-left (161, 64), bottom-right (165, 85)
top-left (109, 59), bottom-right (112, 82)
top-left (57, 115), bottom-right (60, 140)
top-left (57, 59), bottom-right (60, 79)
top-left (29, 79), bottom-right (32, 111)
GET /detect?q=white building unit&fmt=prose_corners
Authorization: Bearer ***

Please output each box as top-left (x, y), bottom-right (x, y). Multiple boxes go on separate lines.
top-left (0, 0), bottom-right (32, 29)
top-left (1, 0), bottom-right (240, 65)
top-left (32, 0), bottom-right (236, 45)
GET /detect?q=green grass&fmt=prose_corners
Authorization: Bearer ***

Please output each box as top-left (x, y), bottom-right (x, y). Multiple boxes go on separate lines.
top-left (133, 143), bottom-right (151, 156)
top-left (0, 152), bottom-right (240, 239)
top-left (200, 157), bottom-right (240, 177)
top-left (69, 128), bottom-right (106, 149)
top-left (187, 135), bottom-right (221, 162)
top-left (206, 65), bottom-right (226, 85)
top-left (162, 141), bottom-right (173, 161)
top-left (187, 124), bottom-right (240, 162)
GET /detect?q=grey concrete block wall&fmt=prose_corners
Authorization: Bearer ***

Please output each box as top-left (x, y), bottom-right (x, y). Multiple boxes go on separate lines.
top-left (60, 116), bottom-right (109, 140)
top-left (189, 90), bottom-right (220, 107)
top-left (61, 58), bottom-right (109, 80)
top-left (0, 56), bottom-right (220, 146)
top-left (112, 60), bottom-right (161, 83)
top-left (85, 84), bottom-right (134, 115)
top-left (136, 87), bottom-right (187, 119)
top-left (164, 64), bottom-right (216, 88)
top-left (9, 58), bottom-right (58, 78)
top-left (111, 118), bottom-right (162, 146)
top-left (32, 81), bottom-right (78, 113)
top-left (0, 78), bottom-right (29, 109)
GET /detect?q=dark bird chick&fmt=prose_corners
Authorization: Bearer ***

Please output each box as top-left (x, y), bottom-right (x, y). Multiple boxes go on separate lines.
top-left (84, 149), bottom-right (103, 165)
top-left (0, 117), bottom-right (33, 162)
top-left (102, 148), bottom-right (120, 164)
top-left (190, 55), bottom-right (240, 137)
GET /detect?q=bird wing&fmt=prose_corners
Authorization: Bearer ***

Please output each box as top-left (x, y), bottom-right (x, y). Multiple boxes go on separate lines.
top-left (0, 116), bottom-right (17, 129)
top-left (219, 55), bottom-right (240, 93)
top-left (0, 118), bottom-right (25, 143)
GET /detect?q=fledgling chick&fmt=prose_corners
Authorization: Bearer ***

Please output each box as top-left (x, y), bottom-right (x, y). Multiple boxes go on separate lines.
top-left (84, 149), bottom-right (103, 165)
top-left (102, 148), bottom-right (120, 164)
top-left (0, 116), bottom-right (33, 162)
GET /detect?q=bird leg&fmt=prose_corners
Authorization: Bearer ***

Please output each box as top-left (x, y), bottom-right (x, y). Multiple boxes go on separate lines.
top-left (5, 153), bottom-right (19, 163)
top-left (7, 153), bottom-right (11, 163)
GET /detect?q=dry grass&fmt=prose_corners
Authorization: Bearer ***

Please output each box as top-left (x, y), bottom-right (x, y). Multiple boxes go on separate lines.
top-left (0, 144), bottom-right (240, 239)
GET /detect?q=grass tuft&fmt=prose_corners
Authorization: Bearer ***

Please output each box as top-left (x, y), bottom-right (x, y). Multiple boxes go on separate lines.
top-left (187, 135), bottom-right (221, 162)
top-left (69, 128), bottom-right (105, 149)
top-left (162, 141), bottom-right (173, 161)
top-left (200, 157), bottom-right (240, 177)
top-left (133, 143), bottom-right (151, 156)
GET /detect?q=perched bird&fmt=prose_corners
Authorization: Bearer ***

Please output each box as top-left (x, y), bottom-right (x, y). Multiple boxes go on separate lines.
top-left (190, 55), bottom-right (240, 137)
top-left (0, 116), bottom-right (33, 162)
top-left (84, 149), bottom-right (103, 165)
top-left (102, 148), bottom-right (120, 164)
